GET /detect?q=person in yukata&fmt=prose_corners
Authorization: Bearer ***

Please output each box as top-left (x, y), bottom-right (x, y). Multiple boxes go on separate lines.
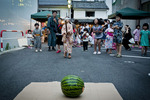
top-left (47, 11), bottom-right (58, 51)
top-left (105, 22), bottom-right (114, 54)
top-left (112, 13), bottom-right (123, 58)
top-left (32, 23), bottom-right (43, 52)
top-left (61, 17), bottom-right (73, 59)
top-left (132, 25), bottom-right (141, 48)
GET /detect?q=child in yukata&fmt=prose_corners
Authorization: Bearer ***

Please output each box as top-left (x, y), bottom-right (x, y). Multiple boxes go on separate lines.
top-left (105, 22), bottom-right (114, 54)
top-left (132, 25), bottom-right (141, 48)
top-left (112, 13), bottom-right (123, 58)
top-left (62, 17), bottom-right (73, 59)
top-left (32, 23), bottom-right (43, 52)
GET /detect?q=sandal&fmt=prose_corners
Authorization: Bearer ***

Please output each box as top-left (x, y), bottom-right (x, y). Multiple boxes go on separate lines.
top-left (108, 52), bottom-right (112, 54)
top-left (68, 54), bottom-right (71, 59)
top-left (64, 52), bottom-right (67, 58)
top-left (116, 54), bottom-right (122, 58)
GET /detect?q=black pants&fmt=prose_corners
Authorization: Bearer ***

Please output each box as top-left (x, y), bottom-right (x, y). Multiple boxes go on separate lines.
top-left (122, 39), bottom-right (130, 50)
top-left (83, 42), bottom-right (88, 51)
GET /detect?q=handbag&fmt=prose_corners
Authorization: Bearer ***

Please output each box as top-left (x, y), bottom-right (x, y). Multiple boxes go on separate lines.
top-left (129, 38), bottom-right (135, 44)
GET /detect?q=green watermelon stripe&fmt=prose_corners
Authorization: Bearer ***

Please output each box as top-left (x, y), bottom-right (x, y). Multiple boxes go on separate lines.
top-left (61, 75), bottom-right (84, 98)
top-left (61, 79), bottom-right (84, 84)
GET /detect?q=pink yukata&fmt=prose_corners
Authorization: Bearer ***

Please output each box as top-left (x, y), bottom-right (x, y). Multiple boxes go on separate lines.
top-left (133, 29), bottom-right (140, 42)
top-left (105, 28), bottom-right (114, 49)
top-left (62, 23), bottom-right (73, 54)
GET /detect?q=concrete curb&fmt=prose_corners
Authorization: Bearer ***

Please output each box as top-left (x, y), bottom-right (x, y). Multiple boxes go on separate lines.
top-left (0, 47), bottom-right (26, 55)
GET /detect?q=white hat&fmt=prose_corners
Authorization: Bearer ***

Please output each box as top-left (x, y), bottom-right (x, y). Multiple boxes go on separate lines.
top-left (65, 16), bottom-right (70, 20)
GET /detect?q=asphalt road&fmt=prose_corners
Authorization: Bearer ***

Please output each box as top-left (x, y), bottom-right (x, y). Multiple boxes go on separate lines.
top-left (0, 44), bottom-right (150, 100)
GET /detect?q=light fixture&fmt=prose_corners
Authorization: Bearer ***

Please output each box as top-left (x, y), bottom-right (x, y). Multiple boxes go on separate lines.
top-left (68, 4), bottom-right (71, 8)
top-left (68, 0), bottom-right (71, 4)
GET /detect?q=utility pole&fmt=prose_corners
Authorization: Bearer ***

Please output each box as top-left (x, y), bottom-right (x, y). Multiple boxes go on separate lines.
top-left (67, 0), bottom-right (72, 18)
top-left (137, 0), bottom-right (141, 25)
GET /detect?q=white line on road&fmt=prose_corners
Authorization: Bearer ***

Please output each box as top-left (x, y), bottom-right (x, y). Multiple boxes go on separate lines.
top-left (101, 48), bottom-right (150, 52)
top-left (131, 50), bottom-right (150, 52)
top-left (110, 54), bottom-right (150, 59)
top-left (122, 55), bottom-right (150, 59)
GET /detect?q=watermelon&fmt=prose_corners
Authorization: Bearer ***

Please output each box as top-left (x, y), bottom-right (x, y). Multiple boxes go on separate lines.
top-left (61, 75), bottom-right (84, 98)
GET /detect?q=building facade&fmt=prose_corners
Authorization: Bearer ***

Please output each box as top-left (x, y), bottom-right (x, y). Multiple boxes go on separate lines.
top-left (38, 0), bottom-right (112, 23)
top-left (38, 0), bottom-right (69, 19)
top-left (72, 0), bottom-right (109, 23)
top-left (112, 0), bottom-right (150, 31)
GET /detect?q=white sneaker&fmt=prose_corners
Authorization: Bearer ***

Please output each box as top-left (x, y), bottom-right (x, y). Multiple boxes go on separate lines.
top-left (93, 51), bottom-right (97, 55)
top-left (97, 51), bottom-right (101, 54)
top-left (148, 73), bottom-right (150, 76)
top-left (35, 50), bottom-right (38, 52)
top-left (39, 49), bottom-right (42, 52)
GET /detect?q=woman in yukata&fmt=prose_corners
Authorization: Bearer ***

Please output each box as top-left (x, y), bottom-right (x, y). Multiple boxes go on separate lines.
top-left (62, 17), bottom-right (73, 59)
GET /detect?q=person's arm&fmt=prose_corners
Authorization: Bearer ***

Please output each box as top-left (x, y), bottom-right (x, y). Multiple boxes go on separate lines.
top-left (93, 29), bottom-right (97, 33)
top-left (105, 28), bottom-right (108, 33)
top-left (139, 31), bottom-right (142, 42)
top-left (47, 19), bottom-right (51, 34)
top-left (47, 17), bottom-right (51, 29)
top-left (126, 28), bottom-right (129, 34)
top-left (67, 24), bottom-right (73, 35)
top-left (86, 33), bottom-right (89, 37)
top-left (32, 30), bottom-right (36, 37)
top-left (148, 31), bottom-right (150, 41)
top-left (118, 22), bottom-right (123, 30)
top-left (47, 17), bottom-right (53, 31)
top-left (61, 25), bottom-right (66, 35)
top-left (40, 30), bottom-right (43, 37)
top-left (133, 29), bottom-right (136, 35)
top-left (98, 26), bottom-right (103, 33)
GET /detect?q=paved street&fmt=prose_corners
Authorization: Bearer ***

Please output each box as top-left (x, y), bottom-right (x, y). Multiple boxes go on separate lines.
top-left (0, 44), bottom-right (150, 100)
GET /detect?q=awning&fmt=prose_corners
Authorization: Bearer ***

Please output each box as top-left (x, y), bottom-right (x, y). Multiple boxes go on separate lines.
top-left (31, 11), bottom-right (60, 22)
top-left (108, 7), bottom-right (150, 19)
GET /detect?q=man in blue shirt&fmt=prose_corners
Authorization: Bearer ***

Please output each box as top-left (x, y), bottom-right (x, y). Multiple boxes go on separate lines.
top-left (112, 13), bottom-right (123, 58)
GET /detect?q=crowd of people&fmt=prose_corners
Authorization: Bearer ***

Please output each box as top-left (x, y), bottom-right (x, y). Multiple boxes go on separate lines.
top-left (27, 11), bottom-right (150, 59)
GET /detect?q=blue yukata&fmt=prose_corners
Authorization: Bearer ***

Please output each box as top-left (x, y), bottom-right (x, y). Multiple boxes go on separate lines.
top-left (32, 29), bottom-right (43, 49)
top-left (47, 16), bottom-right (58, 47)
top-left (113, 21), bottom-right (123, 44)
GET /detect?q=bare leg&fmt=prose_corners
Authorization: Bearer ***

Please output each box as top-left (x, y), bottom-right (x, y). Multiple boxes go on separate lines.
top-left (145, 46), bottom-right (147, 54)
top-left (118, 44), bottom-right (122, 55)
top-left (58, 45), bottom-right (60, 50)
top-left (137, 41), bottom-right (140, 47)
top-left (98, 39), bottom-right (101, 52)
top-left (94, 39), bottom-right (97, 52)
top-left (141, 46), bottom-right (144, 55)
top-left (108, 49), bottom-right (112, 54)
top-left (116, 43), bottom-right (119, 54)
top-left (106, 49), bottom-right (108, 53)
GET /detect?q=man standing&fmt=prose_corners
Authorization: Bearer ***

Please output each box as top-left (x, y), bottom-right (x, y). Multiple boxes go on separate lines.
top-left (47, 11), bottom-right (58, 51)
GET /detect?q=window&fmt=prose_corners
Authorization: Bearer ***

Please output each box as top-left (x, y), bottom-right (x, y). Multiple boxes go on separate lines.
top-left (86, 11), bottom-right (95, 17)
top-left (142, 1), bottom-right (150, 12)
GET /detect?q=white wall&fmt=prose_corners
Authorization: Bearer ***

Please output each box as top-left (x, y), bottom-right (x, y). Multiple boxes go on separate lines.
top-left (74, 9), bottom-right (108, 19)
top-left (38, 8), bottom-right (69, 19)
top-left (105, 0), bottom-right (112, 16)
top-left (0, 0), bottom-right (38, 51)
top-left (95, 10), bottom-right (107, 19)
